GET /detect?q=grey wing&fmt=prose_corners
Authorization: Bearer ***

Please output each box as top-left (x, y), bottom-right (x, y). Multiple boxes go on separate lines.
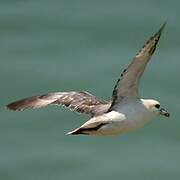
top-left (7, 91), bottom-right (111, 117)
top-left (109, 22), bottom-right (166, 110)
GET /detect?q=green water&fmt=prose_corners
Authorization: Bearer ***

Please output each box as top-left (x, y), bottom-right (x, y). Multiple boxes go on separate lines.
top-left (1, 0), bottom-right (180, 180)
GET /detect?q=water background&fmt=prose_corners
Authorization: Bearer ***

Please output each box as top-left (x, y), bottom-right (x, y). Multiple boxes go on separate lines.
top-left (0, 0), bottom-right (180, 180)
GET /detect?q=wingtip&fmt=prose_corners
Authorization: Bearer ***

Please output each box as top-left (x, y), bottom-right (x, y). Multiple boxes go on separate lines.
top-left (152, 21), bottom-right (166, 41)
top-left (135, 23), bottom-right (165, 58)
top-left (6, 103), bottom-right (18, 111)
top-left (6, 101), bottom-right (26, 111)
top-left (156, 21), bottom-right (167, 36)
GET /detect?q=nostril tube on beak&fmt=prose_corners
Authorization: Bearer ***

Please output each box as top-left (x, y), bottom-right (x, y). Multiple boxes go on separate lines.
top-left (160, 108), bottom-right (170, 117)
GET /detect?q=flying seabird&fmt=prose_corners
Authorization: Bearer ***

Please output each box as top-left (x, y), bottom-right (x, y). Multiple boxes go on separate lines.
top-left (7, 23), bottom-right (170, 136)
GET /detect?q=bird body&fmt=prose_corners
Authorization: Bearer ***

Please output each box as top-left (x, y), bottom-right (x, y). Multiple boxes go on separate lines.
top-left (67, 99), bottom-right (159, 135)
top-left (7, 22), bottom-right (170, 136)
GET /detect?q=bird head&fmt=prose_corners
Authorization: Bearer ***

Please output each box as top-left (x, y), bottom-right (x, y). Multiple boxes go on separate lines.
top-left (142, 99), bottom-right (170, 118)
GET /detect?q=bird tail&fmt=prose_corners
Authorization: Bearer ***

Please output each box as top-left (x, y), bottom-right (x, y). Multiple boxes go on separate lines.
top-left (66, 122), bottom-right (108, 135)
top-left (66, 128), bottom-right (88, 135)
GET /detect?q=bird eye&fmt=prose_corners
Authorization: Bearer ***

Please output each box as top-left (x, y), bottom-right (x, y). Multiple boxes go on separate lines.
top-left (155, 104), bottom-right (160, 109)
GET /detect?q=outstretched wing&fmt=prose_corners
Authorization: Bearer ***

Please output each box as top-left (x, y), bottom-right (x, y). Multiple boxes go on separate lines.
top-left (109, 23), bottom-right (166, 110)
top-left (7, 91), bottom-right (110, 117)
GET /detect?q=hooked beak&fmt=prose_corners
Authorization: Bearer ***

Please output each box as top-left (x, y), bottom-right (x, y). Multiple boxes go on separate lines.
top-left (159, 108), bottom-right (170, 117)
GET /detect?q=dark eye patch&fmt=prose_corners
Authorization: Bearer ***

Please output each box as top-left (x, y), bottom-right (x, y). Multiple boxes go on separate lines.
top-left (155, 104), bottom-right (160, 109)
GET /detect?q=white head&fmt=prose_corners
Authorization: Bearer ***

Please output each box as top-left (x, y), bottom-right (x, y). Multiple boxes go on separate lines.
top-left (142, 99), bottom-right (170, 118)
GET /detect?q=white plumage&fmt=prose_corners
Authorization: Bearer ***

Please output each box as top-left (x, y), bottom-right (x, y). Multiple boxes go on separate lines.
top-left (67, 99), bottom-right (163, 135)
top-left (7, 23), bottom-right (170, 136)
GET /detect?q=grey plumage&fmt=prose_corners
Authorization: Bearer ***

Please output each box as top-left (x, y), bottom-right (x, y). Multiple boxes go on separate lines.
top-left (6, 23), bottom-right (166, 135)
